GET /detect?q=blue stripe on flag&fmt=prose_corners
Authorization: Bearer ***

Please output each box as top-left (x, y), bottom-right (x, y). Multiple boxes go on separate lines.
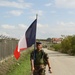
top-left (25, 19), bottom-right (37, 47)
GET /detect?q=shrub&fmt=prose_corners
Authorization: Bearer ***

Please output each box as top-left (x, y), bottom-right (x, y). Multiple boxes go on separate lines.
top-left (52, 44), bottom-right (61, 51)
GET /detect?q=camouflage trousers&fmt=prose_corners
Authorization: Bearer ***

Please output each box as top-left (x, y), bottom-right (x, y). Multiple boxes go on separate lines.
top-left (33, 65), bottom-right (46, 75)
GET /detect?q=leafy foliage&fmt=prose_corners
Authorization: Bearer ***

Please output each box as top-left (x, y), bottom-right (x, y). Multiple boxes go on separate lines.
top-left (53, 35), bottom-right (75, 55)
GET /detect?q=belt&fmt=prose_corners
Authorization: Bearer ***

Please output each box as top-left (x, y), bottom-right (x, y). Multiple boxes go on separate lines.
top-left (34, 64), bottom-right (46, 70)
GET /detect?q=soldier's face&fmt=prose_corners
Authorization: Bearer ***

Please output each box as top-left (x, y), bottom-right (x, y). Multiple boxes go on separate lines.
top-left (36, 44), bottom-right (42, 50)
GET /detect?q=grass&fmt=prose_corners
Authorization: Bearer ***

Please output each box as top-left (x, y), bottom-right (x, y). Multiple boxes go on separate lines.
top-left (7, 50), bottom-right (31, 75)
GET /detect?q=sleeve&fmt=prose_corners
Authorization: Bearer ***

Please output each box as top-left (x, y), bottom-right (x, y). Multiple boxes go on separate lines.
top-left (44, 52), bottom-right (49, 59)
top-left (30, 51), bottom-right (34, 60)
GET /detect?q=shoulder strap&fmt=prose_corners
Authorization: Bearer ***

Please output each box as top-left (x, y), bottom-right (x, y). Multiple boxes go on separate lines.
top-left (41, 50), bottom-right (45, 54)
top-left (41, 50), bottom-right (48, 65)
top-left (41, 50), bottom-right (45, 57)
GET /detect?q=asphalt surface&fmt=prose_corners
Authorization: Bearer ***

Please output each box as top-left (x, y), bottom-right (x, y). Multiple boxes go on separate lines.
top-left (44, 48), bottom-right (75, 75)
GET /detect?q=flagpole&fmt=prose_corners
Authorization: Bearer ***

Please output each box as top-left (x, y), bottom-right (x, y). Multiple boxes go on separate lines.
top-left (33, 15), bottom-right (38, 66)
top-left (36, 14), bottom-right (38, 20)
top-left (34, 14), bottom-right (38, 50)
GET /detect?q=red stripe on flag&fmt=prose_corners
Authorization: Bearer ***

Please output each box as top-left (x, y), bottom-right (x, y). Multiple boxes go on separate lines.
top-left (14, 46), bottom-right (20, 60)
top-left (20, 48), bottom-right (27, 51)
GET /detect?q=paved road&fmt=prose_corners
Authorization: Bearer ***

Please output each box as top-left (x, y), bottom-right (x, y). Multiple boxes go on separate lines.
top-left (44, 48), bottom-right (75, 75)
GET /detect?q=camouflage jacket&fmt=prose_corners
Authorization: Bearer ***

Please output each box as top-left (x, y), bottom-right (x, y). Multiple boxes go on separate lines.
top-left (30, 49), bottom-right (49, 66)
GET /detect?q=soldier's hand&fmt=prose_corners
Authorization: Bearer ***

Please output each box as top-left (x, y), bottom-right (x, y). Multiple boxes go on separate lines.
top-left (49, 69), bottom-right (52, 73)
top-left (31, 67), bottom-right (35, 72)
top-left (49, 67), bottom-right (52, 73)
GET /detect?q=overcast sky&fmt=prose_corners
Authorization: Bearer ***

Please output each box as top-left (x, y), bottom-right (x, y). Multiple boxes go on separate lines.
top-left (0, 0), bottom-right (75, 39)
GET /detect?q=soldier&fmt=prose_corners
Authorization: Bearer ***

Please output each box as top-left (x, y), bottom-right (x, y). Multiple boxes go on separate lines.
top-left (30, 42), bottom-right (52, 75)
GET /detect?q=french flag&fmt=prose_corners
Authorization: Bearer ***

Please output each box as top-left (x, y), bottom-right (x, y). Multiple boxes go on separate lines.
top-left (14, 19), bottom-right (37, 59)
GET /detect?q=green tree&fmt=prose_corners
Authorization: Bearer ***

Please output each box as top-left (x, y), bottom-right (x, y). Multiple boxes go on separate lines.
top-left (52, 44), bottom-right (61, 51)
top-left (71, 36), bottom-right (75, 55)
top-left (61, 36), bottom-right (72, 53)
top-left (47, 38), bottom-right (52, 42)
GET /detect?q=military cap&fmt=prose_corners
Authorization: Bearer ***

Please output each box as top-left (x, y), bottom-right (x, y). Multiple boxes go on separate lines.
top-left (36, 42), bottom-right (42, 45)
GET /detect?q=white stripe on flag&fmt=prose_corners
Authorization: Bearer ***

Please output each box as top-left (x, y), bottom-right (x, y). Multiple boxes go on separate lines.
top-left (18, 34), bottom-right (27, 52)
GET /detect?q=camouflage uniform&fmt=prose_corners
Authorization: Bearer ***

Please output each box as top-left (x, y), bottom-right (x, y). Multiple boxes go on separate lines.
top-left (30, 49), bottom-right (49, 75)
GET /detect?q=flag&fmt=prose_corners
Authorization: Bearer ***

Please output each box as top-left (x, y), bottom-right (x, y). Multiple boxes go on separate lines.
top-left (14, 19), bottom-right (37, 59)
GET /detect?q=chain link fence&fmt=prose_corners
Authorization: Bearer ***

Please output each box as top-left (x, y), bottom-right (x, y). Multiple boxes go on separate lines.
top-left (0, 39), bottom-right (18, 61)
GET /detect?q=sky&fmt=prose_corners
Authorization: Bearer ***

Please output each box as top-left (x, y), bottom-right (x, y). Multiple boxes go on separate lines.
top-left (0, 0), bottom-right (75, 39)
